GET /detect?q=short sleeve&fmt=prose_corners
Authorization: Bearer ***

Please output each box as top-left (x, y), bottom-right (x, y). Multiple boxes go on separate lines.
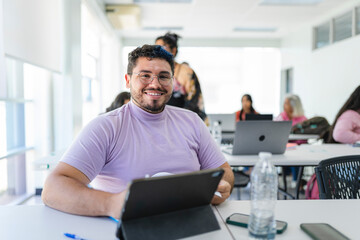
top-left (333, 110), bottom-right (360, 144)
top-left (60, 116), bottom-right (115, 181)
top-left (196, 117), bottom-right (227, 169)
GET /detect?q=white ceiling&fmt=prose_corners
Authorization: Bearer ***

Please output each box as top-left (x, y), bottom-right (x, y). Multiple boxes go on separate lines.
top-left (102, 0), bottom-right (355, 39)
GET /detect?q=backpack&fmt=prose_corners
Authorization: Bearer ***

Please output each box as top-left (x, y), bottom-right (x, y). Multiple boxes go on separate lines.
top-left (305, 174), bottom-right (319, 199)
top-left (291, 116), bottom-right (330, 135)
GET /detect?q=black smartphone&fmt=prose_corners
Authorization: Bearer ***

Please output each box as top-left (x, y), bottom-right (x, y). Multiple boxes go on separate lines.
top-left (300, 223), bottom-right (350, 240)
top-left (226, 213), bottom-right (287, 234)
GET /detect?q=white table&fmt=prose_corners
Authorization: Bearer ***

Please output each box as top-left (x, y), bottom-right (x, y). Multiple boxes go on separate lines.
top-left (0, 205), bottom-right (234, 240)
top-left (288, 134), bottom-right (319, 141)
top-left (224, 144), bottom-right (360, 166)
top-left (216, 199), bottom-right (360, 240)
top-left (224, 144), bottom-right (360, 199)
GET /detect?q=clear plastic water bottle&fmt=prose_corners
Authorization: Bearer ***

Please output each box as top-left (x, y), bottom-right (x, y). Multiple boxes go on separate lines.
top-left (248, 152), bottom-right (278, 240)
top-left (212, 121), bottom-right (222, 146)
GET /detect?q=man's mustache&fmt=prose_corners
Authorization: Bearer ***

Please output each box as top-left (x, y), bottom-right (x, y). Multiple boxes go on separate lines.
top-left (143, 88), bottom-right (167, 94)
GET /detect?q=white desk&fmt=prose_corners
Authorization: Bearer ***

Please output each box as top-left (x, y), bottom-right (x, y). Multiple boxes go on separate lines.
top-left (216, 199), bottom-right (360, 240)
top-left (288, 134), bottom-right (319, 141)
top-left (0, 205), bottom-right (233, 240)
top-left (224, 144), bottom-right (360, 166)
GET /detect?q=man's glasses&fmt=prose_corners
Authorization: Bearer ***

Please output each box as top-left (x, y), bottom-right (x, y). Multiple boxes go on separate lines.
top-left (131, 72), bottom-right (173, 86)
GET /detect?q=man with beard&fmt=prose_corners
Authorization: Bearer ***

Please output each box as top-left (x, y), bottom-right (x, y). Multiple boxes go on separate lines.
top-left (42, 45), bottom-right (234, 219)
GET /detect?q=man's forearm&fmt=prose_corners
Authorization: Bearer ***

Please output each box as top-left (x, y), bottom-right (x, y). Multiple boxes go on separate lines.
top-left (222, 165), bottom-right (234, 192)
top-left (42, 174), bottom-right (125, 218)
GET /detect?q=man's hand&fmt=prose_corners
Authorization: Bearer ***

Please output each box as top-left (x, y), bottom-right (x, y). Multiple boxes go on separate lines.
top-left (211, 179), bottom-right (231, 205)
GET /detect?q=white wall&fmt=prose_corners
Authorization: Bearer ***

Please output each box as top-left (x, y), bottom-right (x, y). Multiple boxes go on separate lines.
top-left (281, 3), bottom-right (360, 124)
top-left (3, 0), bottom-right (62, 72)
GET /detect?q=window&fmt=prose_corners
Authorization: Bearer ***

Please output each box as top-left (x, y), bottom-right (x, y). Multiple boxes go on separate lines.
top-left (285, 68), bottom-right (293, 94)
top-left (0, 160), bottom-right (7, 196)
top-left (122, 46), bottom-right (281, 115)
top-left (313, 7), bottom-right (360, 50)
top-left (0, 102), bottom-right (7, 157)
top-left (0, 58), bottom-right (53, 204)
top-left (81, 4), bottom-right (104, 125)
top-left (333, 11), bottom-right (353, 42)
top-left (314, 22), bottom-right (330, 49)
top-left (356, 7), bottom-right (360, 35)
top-left (0, 102), bottom-right (7, 196)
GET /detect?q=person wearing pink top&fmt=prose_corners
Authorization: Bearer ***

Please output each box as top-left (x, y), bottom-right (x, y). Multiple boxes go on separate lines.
top-left (275, 94), bottom-right (307, 184)
top-left (275, 94), bottom-right (307, 126)
top-left (331, 85), bottom-right (360, 144)
top-left (42, 45), bottom-right (234, 220)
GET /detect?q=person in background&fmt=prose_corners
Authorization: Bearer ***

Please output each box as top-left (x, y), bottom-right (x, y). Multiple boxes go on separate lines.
top-left (275, 94), bottom-right (307, 187)
top-left (235, 94), bottom-right (258, 122)
top-left (234, 94), bottom-right (258, 175)
top-left (41, 45), bottom-right (233, 219)
top-left (155, 32), bottom-right (208, 124)
top-left (330, 85), bottom-right (360, 144)
top-left (105, 91), bottom-right (131, 112)
top-left (275, 94), bottom-right (307, 125)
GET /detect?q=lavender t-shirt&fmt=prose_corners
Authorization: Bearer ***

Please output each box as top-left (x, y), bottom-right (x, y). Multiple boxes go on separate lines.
top-left (61, 101), bottom-right (226, 193)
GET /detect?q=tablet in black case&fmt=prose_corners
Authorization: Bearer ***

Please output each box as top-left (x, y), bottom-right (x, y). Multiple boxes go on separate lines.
top-left (116, 168), bottom-right (224, 240)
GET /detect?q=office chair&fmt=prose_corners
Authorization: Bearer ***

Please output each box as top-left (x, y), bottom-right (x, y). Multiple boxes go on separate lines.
top-left (315, 155), bottom-right (360, 199)
top-left (232, 168), bottom-right (250, 200)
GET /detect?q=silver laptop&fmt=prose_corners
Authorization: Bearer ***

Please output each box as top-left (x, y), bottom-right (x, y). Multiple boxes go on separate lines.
top-left (208, 113), bottom-right (236, 132)
top-left (222, 121), bottom-right (292, 155)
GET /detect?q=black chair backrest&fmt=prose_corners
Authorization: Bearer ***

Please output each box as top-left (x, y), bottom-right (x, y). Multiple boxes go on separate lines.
top-left (315, 155), bottom-right (360, 199)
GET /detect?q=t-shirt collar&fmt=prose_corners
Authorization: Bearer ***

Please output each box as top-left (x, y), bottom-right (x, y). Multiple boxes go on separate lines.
top-left (129, 100), bottom-right (166, 121)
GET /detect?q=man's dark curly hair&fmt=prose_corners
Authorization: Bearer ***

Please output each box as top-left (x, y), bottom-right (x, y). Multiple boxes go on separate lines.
top-left (127, 44), bottom-right (174, 75)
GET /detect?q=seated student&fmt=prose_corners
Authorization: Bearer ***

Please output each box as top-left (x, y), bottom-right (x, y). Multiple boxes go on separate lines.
top-left (275, 94), bottom-right (307, 126)
top-left (235, 94), bottom-right (258, 122)
top-left (275, 94), bottom-right (307, 187)
top-left (42, 45), bottom-right (234, 219)
top-left (234, 94), bottom-right (258, 175)
top-left (331, 85), bottom-right (360, 144)
top-left (105, 91), bottom-right (131, 112)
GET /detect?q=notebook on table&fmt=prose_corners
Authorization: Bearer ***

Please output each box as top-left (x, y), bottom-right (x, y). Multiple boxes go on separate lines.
top-left (222, 121), bottom-right (292, 155)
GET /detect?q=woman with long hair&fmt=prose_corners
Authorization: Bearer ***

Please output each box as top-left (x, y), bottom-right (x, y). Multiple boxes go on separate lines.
top-left (235, 94), bottom-right (257, 122)
top-left (275, 94), bottom-right (307, 186)
top-left (329, 85), bottom-right (360, 143)
top-left (275, 94), bottom-right (307, 126)
top-left (155, 32), bottom-right (208, 123)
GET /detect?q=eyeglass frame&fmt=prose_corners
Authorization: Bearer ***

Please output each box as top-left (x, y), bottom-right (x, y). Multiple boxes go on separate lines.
top-left (129, 71), bottom-right (174, 86)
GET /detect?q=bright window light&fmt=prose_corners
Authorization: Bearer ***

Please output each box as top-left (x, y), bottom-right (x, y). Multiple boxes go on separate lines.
top-left (0, 160), bottom-right (7, 195)
top-left (314, 22), bottom-right (330, 49)
top-left (176, 47), bottom-right (281, 114)
top-left (0, 102), bottom-right (7, 156)
top-left (334, 11), bottom-right (353, 42)
top-left (122, 46), bottom-right (281, 115)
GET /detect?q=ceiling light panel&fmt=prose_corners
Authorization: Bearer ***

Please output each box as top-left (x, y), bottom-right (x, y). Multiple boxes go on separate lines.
top-left (259, 0), bottom-right (323, 5)
top-left (143, 26), bottom-right (183, 31)
top-left (134, 0), bottom-right (192, 3)
top-left (233, 27), bottom-right (277, 32)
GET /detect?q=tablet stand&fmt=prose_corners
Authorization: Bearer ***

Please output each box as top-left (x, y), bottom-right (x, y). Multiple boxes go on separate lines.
top-left (117, 204), bottom-right (220, 240)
